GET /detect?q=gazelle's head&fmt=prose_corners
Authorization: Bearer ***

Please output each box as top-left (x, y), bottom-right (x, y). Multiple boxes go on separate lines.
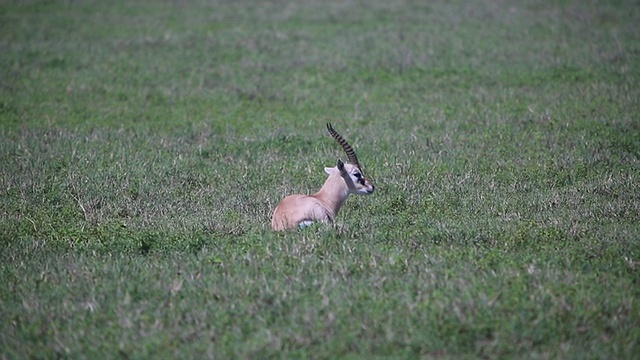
top-left (325, 123), bottom-right (375, 195)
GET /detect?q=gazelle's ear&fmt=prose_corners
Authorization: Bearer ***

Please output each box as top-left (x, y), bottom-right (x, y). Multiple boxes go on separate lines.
top-left (336, 159), bottom-right (345, 171)
top-left (324, 167), bottom-right (334, 174)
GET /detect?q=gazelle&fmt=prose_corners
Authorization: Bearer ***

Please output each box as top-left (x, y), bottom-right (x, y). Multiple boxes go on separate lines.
top-left (271, 123), bottom-right (375, 230)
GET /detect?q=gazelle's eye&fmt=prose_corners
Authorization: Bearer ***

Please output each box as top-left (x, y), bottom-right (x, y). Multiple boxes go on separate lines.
top-left (354, 172), bottom-right (361, 179)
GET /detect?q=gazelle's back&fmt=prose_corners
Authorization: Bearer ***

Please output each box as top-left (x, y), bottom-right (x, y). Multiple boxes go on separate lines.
top-left (271, 194), bottom-right (329, 230)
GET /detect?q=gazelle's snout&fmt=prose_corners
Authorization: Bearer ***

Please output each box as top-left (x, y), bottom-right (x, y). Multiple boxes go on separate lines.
top-left (362, 181), bottom-right (375, 195)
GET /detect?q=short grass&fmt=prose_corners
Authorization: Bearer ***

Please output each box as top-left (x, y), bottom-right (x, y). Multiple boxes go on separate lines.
top-left (1, 0), bottom-right (639, 358)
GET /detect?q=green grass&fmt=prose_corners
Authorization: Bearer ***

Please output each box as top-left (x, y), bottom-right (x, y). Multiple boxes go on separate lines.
top-left (1, 0), bottom-right (639, 358)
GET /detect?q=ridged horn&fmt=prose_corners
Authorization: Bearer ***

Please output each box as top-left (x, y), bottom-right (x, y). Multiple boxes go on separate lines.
top-left (327, 123), bottom-right (360, 168)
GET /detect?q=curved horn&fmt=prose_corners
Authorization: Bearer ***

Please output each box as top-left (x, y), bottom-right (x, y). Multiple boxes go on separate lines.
top-left (327, 123), bottom-right (360, 168)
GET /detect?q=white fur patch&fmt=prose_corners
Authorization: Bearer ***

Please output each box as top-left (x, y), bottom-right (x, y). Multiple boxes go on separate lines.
top-left (298, 221), bottom-right (314, 228)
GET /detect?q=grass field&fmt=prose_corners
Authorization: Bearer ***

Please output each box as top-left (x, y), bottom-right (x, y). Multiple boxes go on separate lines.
top-left (1, 0), bottom-right (639, 358)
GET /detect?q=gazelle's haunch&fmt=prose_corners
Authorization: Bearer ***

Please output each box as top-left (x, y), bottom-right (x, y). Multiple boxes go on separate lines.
top-left (271, 123), bottom-right (374, 231)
